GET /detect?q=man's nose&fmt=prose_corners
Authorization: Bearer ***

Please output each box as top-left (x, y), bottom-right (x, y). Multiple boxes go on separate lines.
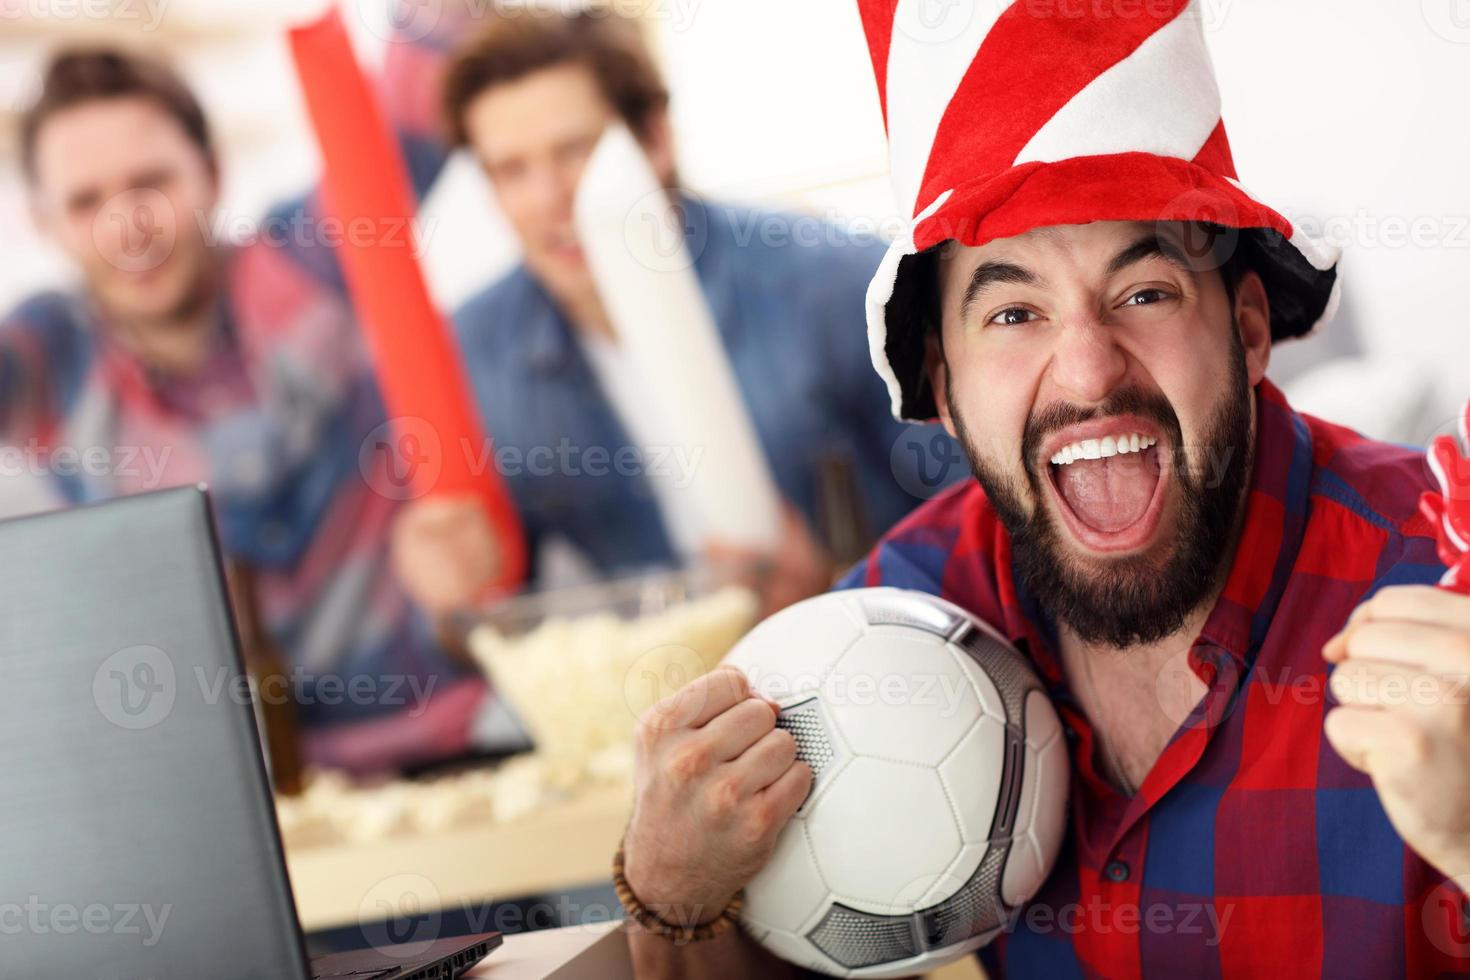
top-left (527, 166), bottom-right (575, 219)
top-left (1049, 317), bottom-right (1129, 405)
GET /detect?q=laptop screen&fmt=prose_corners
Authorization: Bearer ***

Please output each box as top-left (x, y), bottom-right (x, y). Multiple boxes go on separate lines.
top-left (0, 487), bottom-right (310, 980)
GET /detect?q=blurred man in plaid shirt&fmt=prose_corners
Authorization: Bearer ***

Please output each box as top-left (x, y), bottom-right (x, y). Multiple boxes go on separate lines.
top-left (617, 2), bottom-right (1470, 977)
top-left (0, 23), bottom-right (492, 772)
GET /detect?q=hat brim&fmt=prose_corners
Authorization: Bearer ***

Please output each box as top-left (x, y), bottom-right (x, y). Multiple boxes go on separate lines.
top-left (868, 152), bottom-right (1342, 422)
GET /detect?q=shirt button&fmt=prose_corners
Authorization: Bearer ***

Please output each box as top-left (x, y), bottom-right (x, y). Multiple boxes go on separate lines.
top-left (1104, 860), bottom-right (1130, 883)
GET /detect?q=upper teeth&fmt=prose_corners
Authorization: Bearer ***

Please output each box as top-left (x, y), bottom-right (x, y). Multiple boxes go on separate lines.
top-left (1050, 433), bottom-right (1156, 465)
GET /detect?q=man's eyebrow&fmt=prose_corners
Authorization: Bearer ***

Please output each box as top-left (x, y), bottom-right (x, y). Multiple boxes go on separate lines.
top-left (125, 166), bottom-right (172, 191)
top-left (1105, 235), bottom-right (1193, 278)
top-left (960, 260), bottom-right (1041, 318)
top-left (66, 186), bottom-right (102, 212)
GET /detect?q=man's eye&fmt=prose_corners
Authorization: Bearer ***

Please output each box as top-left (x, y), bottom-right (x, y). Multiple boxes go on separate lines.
top-left (68, 193), bottom-right (101, 217)
top-left (1123, 288), bottom-right (1170, 307)
top-left (562, 137), bottom-right (597, 161)
top-left (988, 308), bottom-right (1036, 327)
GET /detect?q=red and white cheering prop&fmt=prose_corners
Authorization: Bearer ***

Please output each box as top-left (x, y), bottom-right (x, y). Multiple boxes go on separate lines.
top-left (288, 9), bottom-right (526, 591)
top-left (1419, 398), bottom-right (1470, 595)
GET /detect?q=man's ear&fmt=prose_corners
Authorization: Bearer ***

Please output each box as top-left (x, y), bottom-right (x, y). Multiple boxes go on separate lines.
top-left (925, 329), bottom-right (958, 440)
top-left (1233, 268), bottom-right (1271, 386)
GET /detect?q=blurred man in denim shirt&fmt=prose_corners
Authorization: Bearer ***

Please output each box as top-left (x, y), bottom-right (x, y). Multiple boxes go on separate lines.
top-left (392, 9), bottom-right (964, 614)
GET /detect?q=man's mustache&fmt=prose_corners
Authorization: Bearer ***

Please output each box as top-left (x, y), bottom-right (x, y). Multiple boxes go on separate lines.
top-left (1021, 387), bottom-right (1184, 483)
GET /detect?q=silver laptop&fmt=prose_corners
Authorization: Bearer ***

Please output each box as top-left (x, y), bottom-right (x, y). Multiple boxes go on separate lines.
top-left (0, 486), bottom-right (498, 979)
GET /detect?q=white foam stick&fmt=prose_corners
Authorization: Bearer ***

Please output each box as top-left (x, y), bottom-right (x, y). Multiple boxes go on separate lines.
top-left (574, 122), bottom-right (783, 552)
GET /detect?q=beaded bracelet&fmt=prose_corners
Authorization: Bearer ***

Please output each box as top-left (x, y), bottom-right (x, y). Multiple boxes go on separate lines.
top-left (612, 841), bottom-right (743, 943)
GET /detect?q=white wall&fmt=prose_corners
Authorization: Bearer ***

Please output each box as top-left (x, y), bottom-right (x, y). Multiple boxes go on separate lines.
top-left (1211, 0), bottom-right (1470, 420)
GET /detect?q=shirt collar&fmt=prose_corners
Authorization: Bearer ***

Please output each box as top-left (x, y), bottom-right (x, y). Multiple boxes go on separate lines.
top-left (1193, 377), bottom-right (1313, 668)
top-left (88, 286), bottom-right (240, 407)
top-left (517, 268), bottom-right (575, 374)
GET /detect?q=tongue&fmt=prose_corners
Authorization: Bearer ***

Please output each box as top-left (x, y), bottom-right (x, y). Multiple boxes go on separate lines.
top-left (1055, 451), bottom-right (1159, 533)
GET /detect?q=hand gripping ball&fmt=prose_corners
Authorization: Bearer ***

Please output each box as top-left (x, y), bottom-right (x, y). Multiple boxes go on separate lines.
top-left (723, 587), bottom-right (1070, 978)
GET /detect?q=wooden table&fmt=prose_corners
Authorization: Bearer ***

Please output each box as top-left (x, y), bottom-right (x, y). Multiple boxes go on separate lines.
top-left (467, 920), bottom-right (631, 979)
top-left (284, 784), bottom-right (632, 932)
top-left (466, 921), bottom-right (986, 980)
top-left (285, 783), bottom-right (984, 979)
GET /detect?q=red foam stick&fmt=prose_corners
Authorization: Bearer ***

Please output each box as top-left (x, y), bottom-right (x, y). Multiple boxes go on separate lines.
top-left (1418, 397), bottom-right (1470, 595)
top-left (288, 9), bottom-right (525, 591)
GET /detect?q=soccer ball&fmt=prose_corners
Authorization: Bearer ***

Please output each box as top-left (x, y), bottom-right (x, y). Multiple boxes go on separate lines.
top-left (722, 587), bottom-right (1069, 978)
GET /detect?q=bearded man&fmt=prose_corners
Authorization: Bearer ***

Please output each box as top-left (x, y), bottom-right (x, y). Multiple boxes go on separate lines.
top-left (612, 2), bottom-right (1470, 977)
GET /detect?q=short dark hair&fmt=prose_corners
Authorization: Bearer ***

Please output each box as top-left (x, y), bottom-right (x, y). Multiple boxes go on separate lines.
top-left (441, 7), bottom-right (669, 147)
top-left (20, 47), bottom-right (214, 182)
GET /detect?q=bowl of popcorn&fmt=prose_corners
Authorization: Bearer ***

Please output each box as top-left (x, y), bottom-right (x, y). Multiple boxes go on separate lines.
top-left (463, 564), bottom-right (760, 788)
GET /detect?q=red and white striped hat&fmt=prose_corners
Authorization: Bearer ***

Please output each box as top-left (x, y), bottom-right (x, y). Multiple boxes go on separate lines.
top-left (858, 0), bottom-right (1341, 421)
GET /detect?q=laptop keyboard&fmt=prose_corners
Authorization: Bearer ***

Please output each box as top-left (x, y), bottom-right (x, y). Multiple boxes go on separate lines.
top-left (309, 934), bottom-right (496, 979)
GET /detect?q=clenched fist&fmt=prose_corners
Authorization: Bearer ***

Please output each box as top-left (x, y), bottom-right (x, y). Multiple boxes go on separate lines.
top-left (622, 665), bottom-right (812, 927)
top-left (390, 495), bottom-right (503, 618)
top-left (1324, 585), bottom-right (1470, 880)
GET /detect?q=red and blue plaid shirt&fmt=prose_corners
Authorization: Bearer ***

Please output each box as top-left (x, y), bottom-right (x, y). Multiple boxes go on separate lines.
top-left (836, 379), bottom-right (1470, 978)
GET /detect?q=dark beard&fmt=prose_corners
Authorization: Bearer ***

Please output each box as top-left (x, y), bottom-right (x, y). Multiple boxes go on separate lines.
top-left (948, 337), bottom-right (1254, 649)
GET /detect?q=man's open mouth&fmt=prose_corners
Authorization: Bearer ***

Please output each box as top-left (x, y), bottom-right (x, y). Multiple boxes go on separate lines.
top-left (1042, 416), bottom-right (1171, 554)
